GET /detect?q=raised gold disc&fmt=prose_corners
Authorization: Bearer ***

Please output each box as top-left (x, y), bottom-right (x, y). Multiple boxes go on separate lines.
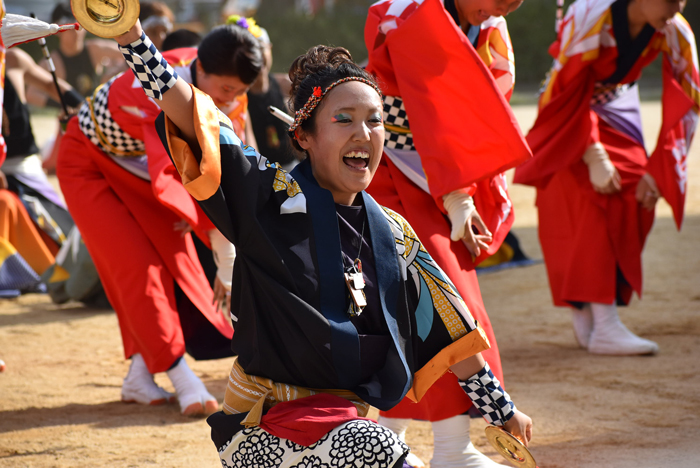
top-left (484, 426), bottom-right (537, 468)
top-left (71, 0), bottom-right (140, 39)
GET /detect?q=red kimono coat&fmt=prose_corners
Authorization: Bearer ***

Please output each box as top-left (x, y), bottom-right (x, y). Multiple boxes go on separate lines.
top-left (365, 0), bottom-right (530, 421)
top-left (515, 0), bottom-right (699, 306)
top-left (56, 49), bottom-right (235, 373)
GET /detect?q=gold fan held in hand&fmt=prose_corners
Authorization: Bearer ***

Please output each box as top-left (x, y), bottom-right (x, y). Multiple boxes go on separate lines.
top-left (71, 0), bottom-right (140, 38)
top-left (485, 426), bottom-right (538, 468)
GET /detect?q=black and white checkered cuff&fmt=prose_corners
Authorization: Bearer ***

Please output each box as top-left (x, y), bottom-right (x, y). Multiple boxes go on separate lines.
top-left (118, 32), bottom-right (178, 100)
top-left (459, 363), bottom-right (516, 426)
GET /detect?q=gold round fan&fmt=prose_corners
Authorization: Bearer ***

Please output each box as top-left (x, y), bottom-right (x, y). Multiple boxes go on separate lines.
top-left (71, 0), bottom-right (140, 39)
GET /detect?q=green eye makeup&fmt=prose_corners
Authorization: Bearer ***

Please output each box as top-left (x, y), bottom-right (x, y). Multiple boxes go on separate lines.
top-left (332, 113), bottom-right (352, 122)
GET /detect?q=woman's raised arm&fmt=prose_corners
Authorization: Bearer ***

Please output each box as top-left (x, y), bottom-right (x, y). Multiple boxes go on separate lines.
top-left (115, 20), bottom-right (198, 148)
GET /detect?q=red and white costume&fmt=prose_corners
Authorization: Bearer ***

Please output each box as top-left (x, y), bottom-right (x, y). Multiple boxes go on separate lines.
top-left (365, 0), bottom-right (531, 421)
top-left (515, 0), bottom-right (699, 307)
top-left (56, 48), bottom-right (235, 374)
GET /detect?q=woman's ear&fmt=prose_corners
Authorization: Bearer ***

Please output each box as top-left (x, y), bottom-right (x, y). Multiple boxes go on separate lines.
top-left (295, 127), bottom-right (312, 152)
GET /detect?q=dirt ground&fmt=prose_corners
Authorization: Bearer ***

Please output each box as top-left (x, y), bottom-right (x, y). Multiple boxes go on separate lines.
top-left (1, 103), bottom-right (699, 468)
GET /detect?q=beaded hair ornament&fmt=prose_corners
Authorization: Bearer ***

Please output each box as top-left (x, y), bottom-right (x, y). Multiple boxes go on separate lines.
top-left (288, 77), bottom-right (383, 135)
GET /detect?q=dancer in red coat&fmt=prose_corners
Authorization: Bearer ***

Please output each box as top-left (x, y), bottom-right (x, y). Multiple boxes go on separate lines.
top-left (515, 0), bottom-right (698, 355)
top-left (57, 23), bottom-right (264, 415)
top-left (365, 0), bottom-right (530, 466)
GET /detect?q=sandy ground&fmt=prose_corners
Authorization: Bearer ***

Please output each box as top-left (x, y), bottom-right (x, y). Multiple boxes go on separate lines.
top-left (1, 103), bottom-right (699, 468)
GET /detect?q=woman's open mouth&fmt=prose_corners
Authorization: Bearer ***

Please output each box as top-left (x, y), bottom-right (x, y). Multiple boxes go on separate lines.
top-left (343, 151), bottom-right (370, 170)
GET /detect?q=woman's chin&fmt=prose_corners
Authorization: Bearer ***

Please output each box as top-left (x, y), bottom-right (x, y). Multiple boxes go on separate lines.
top-left (346, 178), bottom-right (372, 197)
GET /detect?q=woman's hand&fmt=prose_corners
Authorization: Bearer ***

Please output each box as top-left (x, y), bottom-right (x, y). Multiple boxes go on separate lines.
top-left (503, 409), bottom-right (533, 447)
top-left (213, 277), bottom-right (231, 321)
top-left (582, 142), bottom-right (622, 194)
top-left (461, 209), bottom-right (493, 258)
top-left (635, 173), bottom-right (660, 211)
top-left (208, 228), bottom-right (235, 321)
top-left (443, 191), bottom-right (493, 258)
top-left (594, 168), bottom-right (622, 194)
top-left (114, 19), bottom-right (144, 47)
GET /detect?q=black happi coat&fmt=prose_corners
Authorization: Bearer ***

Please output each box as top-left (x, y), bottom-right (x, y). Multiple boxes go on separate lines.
top-left (156, 90), bottom-right (489, 410)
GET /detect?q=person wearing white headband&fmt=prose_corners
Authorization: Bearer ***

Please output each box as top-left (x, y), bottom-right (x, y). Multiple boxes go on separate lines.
top-left (139, 1), bottom-right (175, 51)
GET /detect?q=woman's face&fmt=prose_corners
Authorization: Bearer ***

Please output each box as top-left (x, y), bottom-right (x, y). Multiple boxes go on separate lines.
top-left (296, 81), bottom-right (385, 206)
top-left (196, 61), bottom-right (250, 114)
top-left (635, 0), bottom-right (685, 30)
top-left (455, 0), bottom-right (524, 26)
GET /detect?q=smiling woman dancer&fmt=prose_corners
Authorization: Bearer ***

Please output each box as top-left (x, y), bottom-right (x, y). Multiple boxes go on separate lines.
top-left (515, 0), bottom-right (699, 356)
top-left (111, 19), bottom-right (533, 467)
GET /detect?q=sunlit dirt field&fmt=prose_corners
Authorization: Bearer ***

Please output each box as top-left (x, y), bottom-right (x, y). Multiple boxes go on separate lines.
top-left (1, 103), bottom-right (698, 467)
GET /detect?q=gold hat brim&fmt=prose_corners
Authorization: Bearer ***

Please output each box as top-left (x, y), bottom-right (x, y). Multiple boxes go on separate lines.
top-left (71, 0), bottom-right (140, 39)
top-left (484, 426), bottom-right (537, 468)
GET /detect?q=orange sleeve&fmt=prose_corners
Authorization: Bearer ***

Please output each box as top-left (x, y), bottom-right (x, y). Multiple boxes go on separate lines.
top-left (164, 85), bottom-right (223, 201)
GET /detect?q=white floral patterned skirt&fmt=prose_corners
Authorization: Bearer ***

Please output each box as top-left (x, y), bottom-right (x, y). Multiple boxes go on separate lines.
top-left (217, 419), bottom-right (409, 468)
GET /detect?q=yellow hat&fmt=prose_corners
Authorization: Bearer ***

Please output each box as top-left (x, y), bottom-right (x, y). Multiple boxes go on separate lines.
top-left (71, 0), bottom-right (140, 39)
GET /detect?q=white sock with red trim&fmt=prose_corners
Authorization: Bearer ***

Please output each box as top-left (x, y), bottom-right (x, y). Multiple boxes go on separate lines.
top-left (431, 415), bottom-right (508, 468)
top-left (587, 302), bottom-right (658, 355)
top-left (166, 357), bottom-right (218, 416)
top-left (121, 354), bottom-right (175, 405)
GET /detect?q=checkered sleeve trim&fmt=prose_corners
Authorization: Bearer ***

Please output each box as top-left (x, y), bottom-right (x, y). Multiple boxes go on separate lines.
top-left (118, 32), bottom-right (178, 100)
top-left (459, 363), bottom-right (516, 426)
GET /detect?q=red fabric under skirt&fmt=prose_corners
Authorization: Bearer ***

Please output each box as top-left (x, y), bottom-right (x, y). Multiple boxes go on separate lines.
top-left (260, 394), bottom-right (373, 447)
top-left (56, 119), bottom-right (232, 373)
top-left (536, 121), bottom-right (655, 307)
top-left (368, 157), bottom-right (503, 422)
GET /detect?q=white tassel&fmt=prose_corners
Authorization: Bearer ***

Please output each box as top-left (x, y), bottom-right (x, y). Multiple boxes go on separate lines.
top-left (1, 14), bottom-right (81, 49)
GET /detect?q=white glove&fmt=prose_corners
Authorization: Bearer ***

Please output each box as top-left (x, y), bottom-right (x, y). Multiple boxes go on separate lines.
top-left (443, 190), bottom-right (477, 242)
top-left (582, 142), bottom-right (620, 193)
top-left (208, 229), bottom-right (235, 290)
top-left (443, 190), bottom-right (493, 258)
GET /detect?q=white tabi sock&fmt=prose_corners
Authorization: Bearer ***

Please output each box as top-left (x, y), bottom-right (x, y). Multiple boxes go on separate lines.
top-left (571, 303), bottom-right (593, 348)
top-left (166, 357), bottom-right (218, 416)
top-left (378, 416), bottom-right (411, 441)
top-left (121, 353), bottom-right (175, 405)
top-left (377, 416), bottom-right (426, 467)
top-left (587, 302), bottom-right (659, 355)
top-left (431, 415), bottom-right (508, 468)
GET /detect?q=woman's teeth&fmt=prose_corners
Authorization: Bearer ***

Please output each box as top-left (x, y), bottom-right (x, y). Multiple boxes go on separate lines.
top-left (345, 151), bottom-right (369, 160)
top-left (343, 151), bottom-right (370, 168)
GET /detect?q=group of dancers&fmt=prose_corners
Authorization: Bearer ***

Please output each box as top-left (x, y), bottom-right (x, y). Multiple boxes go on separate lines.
top-left (0, 0), bottom-right (697, 466)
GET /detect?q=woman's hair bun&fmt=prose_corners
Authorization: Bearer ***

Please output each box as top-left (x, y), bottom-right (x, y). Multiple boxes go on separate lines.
top-left (288, 46), bottom-right (354, 100)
